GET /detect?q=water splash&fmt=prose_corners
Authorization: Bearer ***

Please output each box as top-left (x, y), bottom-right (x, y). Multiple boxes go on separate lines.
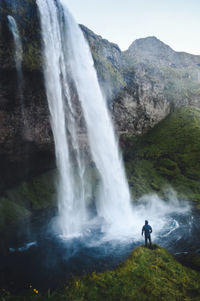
top-left (37, 0), bottom-right (133, 237)
top-left (98, 188), bottom-right (190, 242)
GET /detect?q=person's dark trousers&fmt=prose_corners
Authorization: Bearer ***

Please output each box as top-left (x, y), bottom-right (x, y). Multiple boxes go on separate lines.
top-left (145, 236), bottom-right (152, 248)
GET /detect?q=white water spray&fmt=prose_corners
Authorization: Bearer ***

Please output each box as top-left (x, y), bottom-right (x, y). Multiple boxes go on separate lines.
top-left (37, 0), bottom-right (133, 237)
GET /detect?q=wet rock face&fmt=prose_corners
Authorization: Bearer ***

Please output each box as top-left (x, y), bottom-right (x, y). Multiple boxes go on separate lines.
top-left (113, 64), bottom-right (170, 135)
top-left (80, 25), bottom-right (126, 101)
top-left (123, 36), bottom-right (200, 112)
top-left (0, 68), bottom-right (55, 192)
top-left (81, 28), bottom-right (172, 135)
top-left (0, 0), bottom-right (42, 70)
top-left (0, 0), bottom-right (55, 192)
top-left (113, 89), bottom-right (170, 135)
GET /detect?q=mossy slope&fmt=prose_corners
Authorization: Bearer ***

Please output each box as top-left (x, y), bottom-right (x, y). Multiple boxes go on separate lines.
top-left (0, 170), bottom-right (56, 235)
top-left (3, 245), bottom-right (200, 301)
top-left (122, 107), bottom-right (200, 202)
top-left (64, 245), bottom-right (200, 301)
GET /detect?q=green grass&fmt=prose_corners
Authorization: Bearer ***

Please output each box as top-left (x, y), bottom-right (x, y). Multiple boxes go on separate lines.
top-left (2, 245), bottom-right (200, 301)
top-left (160, 66), bottom-right (200, 104)
top-left (0, 198), bottom-right (30, 231)
top-left (0, 170), bottom-right (57, 234)
top-left (0, 164), bottom-right (100, 235)
top-left (122, 107), bottom-right (200, 202)
top-left (5, 170), bottom-right (57, 210)
top-left (64, 245), bottom-right (200, 301)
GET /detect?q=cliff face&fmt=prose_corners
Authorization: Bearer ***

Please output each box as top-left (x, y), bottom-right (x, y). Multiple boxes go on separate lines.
top-left (0, 0), bottom-right (200, 192)
top-left (0, 0), bottom-right (54, 192)
top-left (80, 25), bottom-right (126, 101)
top-left (124, 36), bottom-right (200, 110)
top-left (0, 68), bottom-right (54, 191)
top-left (83, 30), bottom-right (200, 135)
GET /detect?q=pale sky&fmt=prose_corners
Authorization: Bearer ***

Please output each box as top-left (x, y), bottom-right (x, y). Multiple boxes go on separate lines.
top-left (65, 0), bottom-right (200, 55)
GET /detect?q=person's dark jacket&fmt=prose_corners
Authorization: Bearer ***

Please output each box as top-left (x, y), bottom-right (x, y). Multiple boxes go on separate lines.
top-left (142, 224), bottom-right (152, 238)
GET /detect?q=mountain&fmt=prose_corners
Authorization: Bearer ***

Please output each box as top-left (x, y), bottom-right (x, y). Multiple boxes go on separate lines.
top-left (126, 36), bottom-right (200, 67)
top-left (83, 27), bottom-right (200, 135)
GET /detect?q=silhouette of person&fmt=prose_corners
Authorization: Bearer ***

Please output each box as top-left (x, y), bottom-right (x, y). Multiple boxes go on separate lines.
top-left (142, 220), bottom-right (152, 248)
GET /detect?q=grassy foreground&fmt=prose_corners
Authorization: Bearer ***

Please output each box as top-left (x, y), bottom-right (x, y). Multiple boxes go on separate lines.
top-left (122, 107), bottom-right (200, 203)
top-left (1, 245), bottom-right (200, 301)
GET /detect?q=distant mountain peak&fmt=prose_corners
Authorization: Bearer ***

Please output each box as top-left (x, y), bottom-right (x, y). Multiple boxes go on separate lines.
top-left (127, 36), bottom-right (174, 55)
top-left (124, 36), bottom-right (200, 67)
top-left (133, 36), bottom-right (163, 44)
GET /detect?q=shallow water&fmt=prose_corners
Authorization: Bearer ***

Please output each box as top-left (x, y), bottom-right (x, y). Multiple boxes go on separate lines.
top-left (0, 205), bottom-right (200, 293)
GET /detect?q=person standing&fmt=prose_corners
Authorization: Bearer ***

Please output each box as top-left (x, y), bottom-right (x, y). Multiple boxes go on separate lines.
top-left (142, 220), bottom-right (152, 248)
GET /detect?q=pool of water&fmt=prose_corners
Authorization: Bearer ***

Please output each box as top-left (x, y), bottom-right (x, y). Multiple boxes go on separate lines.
top-left (0, 204), bottom-right (200, 293)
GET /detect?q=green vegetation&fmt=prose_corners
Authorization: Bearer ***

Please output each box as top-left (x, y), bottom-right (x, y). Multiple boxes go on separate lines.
top-left (0, 197), bottom-right (30, 232)
top-left (5, 170), bottom-right (57, 210)
top-left (0, 170), bottom-right (56, 234)
top-left (122, 107), bottom-right (200, 202)
top-left (2, 245), bottom-right (200, 301)
top-left (0, 164), bottom-right (100, 235)
top-left (0, 0), bottom-right (42, 71)
top-left (23, 41), bottom-right (42, 71)
top-left (64, 245), bottom-right (200, 301)
top-left (161, 66), bottom-right (200, 104)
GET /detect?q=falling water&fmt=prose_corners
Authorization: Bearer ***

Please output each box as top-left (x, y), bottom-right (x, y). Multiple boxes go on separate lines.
top-left (59, 0), bottom-right (134, 232)
top-left (7, 15), bottom-right (23, 80)
top-left (36, 0), bottom-right (89, 237)
top-left (7, 15), bottom-right (30, 138)
top-left (37, 0), bottom-right (133, 237)
top-left (7, 15), bottom-right (25, 116)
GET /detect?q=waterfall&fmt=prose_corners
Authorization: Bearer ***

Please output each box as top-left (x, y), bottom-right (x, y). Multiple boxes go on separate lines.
top-left (7, 15), bottom-right (23, 80)
top-left (7, 15), bottom-right (30, 138)
top-left (7, 15), bottom-right (24, 109)
top-left (37, 0), bottom-right (133, 238)
top-left (36, 0), bottom-right (89, 237)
